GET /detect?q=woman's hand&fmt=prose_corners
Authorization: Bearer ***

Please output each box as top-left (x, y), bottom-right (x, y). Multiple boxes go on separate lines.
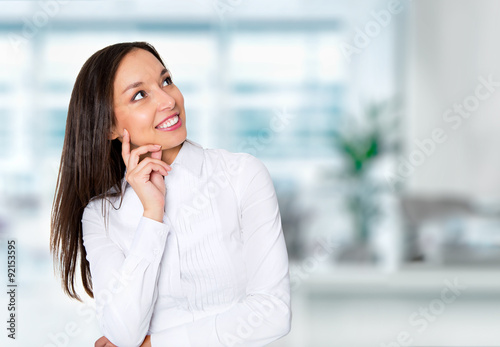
top-left (122, 128), bottom-right (171, 222)
top-left (94, 335), bottom-right (151, 347)
top-left (140, 335), bottom-right (152, 347)
top-left (94, 335), bottom-right (150, 347)
top-left (94, 336), bottom-right (117, 347)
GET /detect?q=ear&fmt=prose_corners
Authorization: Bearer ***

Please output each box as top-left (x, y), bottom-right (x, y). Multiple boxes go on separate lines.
top-left (108, 125), bottom-right (121, 141)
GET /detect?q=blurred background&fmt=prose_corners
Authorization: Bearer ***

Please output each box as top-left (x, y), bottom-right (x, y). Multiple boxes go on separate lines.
top-left (1, 0), bottom-right (500, 346)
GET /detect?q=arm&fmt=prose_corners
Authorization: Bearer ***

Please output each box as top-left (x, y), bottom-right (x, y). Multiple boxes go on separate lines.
top-left (82, 204), bottom-right (169, 347)
top-left (150, 155), bottom-right (291, 346)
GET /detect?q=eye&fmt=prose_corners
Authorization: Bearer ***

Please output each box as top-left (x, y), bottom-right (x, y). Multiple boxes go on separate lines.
top-left (132, 91), bottom-right (146, 102)
top-left (162, 76), bottom-right (173, 87)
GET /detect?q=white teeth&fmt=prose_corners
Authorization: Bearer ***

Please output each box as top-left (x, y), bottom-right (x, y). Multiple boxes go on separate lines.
top-left (157, 115), bottom-right (179, 129)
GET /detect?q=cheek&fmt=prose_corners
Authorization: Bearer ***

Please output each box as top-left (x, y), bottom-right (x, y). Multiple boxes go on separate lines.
top-left (112, 108), bottom-right (125, 131)
top-left (117, 106), bottom-right (154, 129)
top-left (132, 111), bottom-right (153, 125)
top-left (173, 88), bottom-right (184, 106)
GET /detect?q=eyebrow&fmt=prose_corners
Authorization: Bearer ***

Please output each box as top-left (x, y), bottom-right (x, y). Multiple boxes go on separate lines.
top-left (121, 68), bottom-right (170, 95)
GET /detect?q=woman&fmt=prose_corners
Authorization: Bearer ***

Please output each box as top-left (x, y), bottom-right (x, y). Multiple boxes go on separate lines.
top-left (50, 42), bottom-right (291, 347)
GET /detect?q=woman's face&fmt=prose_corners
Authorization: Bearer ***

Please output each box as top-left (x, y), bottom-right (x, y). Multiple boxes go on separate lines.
top-left (110, 48), bottom-right (187, 157)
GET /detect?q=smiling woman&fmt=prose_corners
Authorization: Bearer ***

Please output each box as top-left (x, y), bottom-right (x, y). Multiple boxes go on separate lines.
top-left (49, 42), bottom-right (291, 347)
top-left (110, 48), bottom-right (187, 166)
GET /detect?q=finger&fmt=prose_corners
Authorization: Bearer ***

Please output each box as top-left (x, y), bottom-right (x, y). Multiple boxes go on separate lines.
top-left (132, 162), bottom-right (170, 181)
top-left (127, 144), bottom-right (163, 172)
top-left (151, 146), bottom-right (162, 160)
top-left (129, 157), bottom-right (171, 176)
top-left (150, 149), bottom-right (165, 182)
top-left (121, 128), bottom-right (131, 167)
top-left (95, 336), bottom-right (108, 347)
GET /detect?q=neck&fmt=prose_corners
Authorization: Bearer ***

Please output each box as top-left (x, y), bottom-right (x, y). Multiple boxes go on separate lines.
top-left (136, 141), bottom-right (184, 165)
top-left (161, 141), bottom-right (184, 165)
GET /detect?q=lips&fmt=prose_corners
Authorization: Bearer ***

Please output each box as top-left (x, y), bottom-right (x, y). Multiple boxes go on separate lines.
top-left (155, 113), bottom-right (179, 128)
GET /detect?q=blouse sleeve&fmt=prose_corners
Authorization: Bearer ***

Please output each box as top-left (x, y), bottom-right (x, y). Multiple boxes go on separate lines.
top-left (81, 203), bottom-right (170, 347)
top-left (150, 155), bottom-right (292, 346)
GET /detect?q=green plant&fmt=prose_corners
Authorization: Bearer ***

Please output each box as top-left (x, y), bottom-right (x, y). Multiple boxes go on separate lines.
top-left (330, 99), bottom-right (401, 241)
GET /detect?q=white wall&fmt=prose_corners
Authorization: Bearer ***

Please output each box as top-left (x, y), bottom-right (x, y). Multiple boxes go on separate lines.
top-left (407, 0), bottom-right (500, 200)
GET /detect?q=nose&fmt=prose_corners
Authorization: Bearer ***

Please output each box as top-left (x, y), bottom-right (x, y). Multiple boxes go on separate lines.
top-left (156, 88), bottom-right (175, 112)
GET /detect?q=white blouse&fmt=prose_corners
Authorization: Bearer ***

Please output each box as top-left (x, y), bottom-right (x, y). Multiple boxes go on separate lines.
top-left (81, 138), bottom-right (291, 347)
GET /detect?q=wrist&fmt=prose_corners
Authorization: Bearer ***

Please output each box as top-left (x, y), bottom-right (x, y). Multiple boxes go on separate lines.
top-left (143, 210), bottom-right (164, 223)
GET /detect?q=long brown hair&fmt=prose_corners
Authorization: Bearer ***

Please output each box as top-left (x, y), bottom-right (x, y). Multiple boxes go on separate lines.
top-left (50, 42), bottom-right (167, 301)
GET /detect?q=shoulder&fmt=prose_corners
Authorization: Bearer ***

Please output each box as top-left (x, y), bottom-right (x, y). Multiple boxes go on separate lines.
top-left (81, 197), bottom-right (102, 223)
top-left (199, 145), bottom-right (274, 198)
top-left (201, 143), bottom-right (269, 178)
top-left (82, 178), bottom-right (127, 220)
top-left (82, 194), bottom-right (117, 223)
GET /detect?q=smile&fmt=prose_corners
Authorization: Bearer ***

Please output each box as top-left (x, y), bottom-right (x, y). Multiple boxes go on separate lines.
top-left (155, 113), bottom-right (182, 131)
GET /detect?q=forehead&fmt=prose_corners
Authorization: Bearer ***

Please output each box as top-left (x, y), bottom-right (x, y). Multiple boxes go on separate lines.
top-left (114, 48), bottom-right (164, 87)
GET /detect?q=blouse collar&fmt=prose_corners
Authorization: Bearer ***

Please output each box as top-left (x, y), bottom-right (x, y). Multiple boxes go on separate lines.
top-left (170, 138), bottom-right (204, 177)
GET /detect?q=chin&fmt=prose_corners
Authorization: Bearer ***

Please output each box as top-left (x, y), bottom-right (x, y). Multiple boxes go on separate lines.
top-left (164, 130), bottom-right (187, 148)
